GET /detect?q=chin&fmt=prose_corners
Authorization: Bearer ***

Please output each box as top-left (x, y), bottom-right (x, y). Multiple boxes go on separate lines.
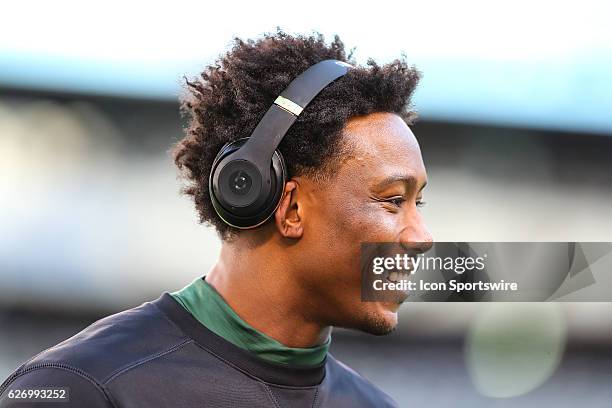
top-left (353, 302), bottom-right (399, 336)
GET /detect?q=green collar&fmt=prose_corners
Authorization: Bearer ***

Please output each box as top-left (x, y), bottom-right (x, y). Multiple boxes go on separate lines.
top-left (170, 277), bottom-right (330, 366)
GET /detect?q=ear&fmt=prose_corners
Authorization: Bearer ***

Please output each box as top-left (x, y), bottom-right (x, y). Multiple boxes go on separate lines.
top-left (274, 180), bottom-right (304, 239)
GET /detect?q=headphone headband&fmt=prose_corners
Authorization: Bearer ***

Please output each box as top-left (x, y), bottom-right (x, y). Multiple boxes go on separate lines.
top-left (240, 59), bottom-right (352, 168)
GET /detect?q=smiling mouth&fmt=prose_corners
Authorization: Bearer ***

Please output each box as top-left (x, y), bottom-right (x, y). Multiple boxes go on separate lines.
top-left (381, 270), bottom-right (411, 305)
top-left (385, 271), bottom-right (410, 284)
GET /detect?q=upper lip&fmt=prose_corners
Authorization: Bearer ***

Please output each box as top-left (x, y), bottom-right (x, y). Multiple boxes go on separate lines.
top-left (385, 270), bottom-right (410, 283)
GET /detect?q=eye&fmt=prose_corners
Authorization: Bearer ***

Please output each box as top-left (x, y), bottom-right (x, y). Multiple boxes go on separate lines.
top-left (416, 200), bottom-right (426, 208)
top-left (385, 197), bottom-right (406, 207)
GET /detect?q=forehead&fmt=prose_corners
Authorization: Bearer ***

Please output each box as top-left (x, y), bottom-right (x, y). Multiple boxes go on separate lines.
top-left (339, 112), bottom-right (425, 182)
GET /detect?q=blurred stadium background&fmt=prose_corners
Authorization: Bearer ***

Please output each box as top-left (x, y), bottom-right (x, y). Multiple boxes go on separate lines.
top-left (1, 1), bottom-right (611, 406)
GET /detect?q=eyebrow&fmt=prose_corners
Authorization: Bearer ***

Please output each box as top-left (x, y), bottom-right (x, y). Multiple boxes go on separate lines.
top-left (370, 174), bottom-right (427, 192)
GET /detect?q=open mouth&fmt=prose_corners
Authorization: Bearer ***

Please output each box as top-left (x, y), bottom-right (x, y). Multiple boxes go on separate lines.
top-left (360, 245), bottom-right (418, 303)
top-left (382, 270), bottom-right (412, 304)
top-left (385, 271), bottom-right (410, 284)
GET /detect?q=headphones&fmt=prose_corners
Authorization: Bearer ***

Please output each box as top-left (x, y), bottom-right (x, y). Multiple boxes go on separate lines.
top-left (209, 59), bottom-right (352, 229)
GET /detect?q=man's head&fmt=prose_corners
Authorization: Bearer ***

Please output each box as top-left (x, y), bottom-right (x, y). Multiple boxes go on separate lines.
top-left (174, 30), bottom-right (431, 335)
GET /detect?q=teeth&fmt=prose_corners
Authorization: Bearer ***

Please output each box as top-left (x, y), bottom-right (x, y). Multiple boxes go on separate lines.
top-left (387, 271), bottom-right (411, 283)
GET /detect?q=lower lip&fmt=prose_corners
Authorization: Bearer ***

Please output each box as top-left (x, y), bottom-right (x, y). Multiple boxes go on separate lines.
top-left (396, 290), bottom-right (409, 304)
top-left (384, 277), bottom-right (410, 304)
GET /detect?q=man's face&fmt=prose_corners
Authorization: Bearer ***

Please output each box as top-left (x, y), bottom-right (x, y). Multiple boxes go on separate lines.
top-left (297, 112), bottom-right (431, 335)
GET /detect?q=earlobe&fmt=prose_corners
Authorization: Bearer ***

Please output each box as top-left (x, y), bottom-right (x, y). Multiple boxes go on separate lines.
top-left (274, 181), bottom-right (304, 239)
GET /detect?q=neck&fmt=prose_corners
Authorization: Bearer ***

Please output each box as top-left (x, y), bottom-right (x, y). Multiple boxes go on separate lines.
top-left (205, 237), bottom-right (331, 348)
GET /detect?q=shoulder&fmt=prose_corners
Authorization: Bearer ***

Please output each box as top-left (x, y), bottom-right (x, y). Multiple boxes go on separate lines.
top-left (1, 295), bottom-right (191, 407)
top-left (322, 354), bottom-right (399, 408)
top-left (0, 365), bottom-right (114, 407)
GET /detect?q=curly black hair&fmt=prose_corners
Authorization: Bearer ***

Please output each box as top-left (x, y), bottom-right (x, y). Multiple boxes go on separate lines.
top-left (173, 29), bottom-right (421, 241)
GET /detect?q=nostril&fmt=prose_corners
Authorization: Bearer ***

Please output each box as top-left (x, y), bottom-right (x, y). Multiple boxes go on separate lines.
top-left (421, 235), bottom-right (434, 251)
top-left (399, 236), bottom-right (433, 254)
top-left (399, 215), bottom-right (433, 253)
top-left (421, 240), bottom-right (434, 253)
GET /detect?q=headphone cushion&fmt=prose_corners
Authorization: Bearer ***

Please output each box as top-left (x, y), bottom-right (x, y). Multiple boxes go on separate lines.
top-left (209, 138), bottom-right (286, 229)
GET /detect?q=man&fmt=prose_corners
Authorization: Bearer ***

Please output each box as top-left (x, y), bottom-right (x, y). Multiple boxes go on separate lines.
top-left (0, 30), bottom-right (431, 407)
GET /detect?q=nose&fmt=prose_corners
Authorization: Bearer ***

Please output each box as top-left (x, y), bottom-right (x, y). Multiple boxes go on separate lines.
top-left (399, 211), bottom-right (433, 254)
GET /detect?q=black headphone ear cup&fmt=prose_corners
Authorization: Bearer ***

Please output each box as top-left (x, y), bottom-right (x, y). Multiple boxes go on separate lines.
top-left (209, 138), bottom-right (287, 229)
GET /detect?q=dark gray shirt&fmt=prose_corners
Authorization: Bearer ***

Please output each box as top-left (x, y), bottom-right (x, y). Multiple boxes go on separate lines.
top-left (0, 293), bottom-right (398, 407)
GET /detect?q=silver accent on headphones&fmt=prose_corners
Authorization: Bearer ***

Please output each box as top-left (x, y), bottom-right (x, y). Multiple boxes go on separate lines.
top-left (274, 95), bottom-right (303, 116)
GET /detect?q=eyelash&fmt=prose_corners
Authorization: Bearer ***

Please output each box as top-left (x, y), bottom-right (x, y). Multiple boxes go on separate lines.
top-left (387, 197), bottom-right (406, 207)
top-left (384, 197), bottom-right (426, 208)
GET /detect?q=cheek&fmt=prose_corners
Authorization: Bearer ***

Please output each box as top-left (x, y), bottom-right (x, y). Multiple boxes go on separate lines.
top-left (301, 195), bottom-right (364, 284)
top-left (340, 200), bottom-right (402, 243)
top-left (306, 187), bottom-right (404, 277)
top-left (320, 200), bottom-right (397, 279)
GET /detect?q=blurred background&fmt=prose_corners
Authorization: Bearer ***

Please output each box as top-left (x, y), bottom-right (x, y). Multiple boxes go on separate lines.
top-left (1, 1), bottom-right (612, 406)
